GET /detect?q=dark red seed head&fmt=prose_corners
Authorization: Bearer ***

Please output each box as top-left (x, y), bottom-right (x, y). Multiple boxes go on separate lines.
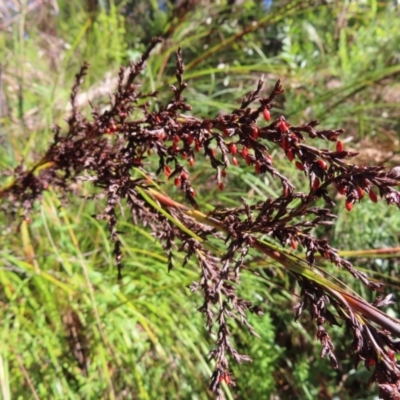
top-left (181, 171), bottom-right (188, 181)
top-left (317, 159), bottom-right (327, 170)
top-left (263, 108), bottom-right (271, 121)
top-left (286, 149), bottom-right (294, 162)
top-left (295, 161), bottom-right (304, 171)
top-left (281, 137), bottom-right (288, 151)
top-left (252, 127), bottom-right (259, 140)
top-left (345, 201), bottom-right (353, 211)
top-left (229, 143), bottom-right (237, 155)
top-left (278, 117), bottom-right (288, 133)
top-left (186, 134), bottom-right (194, 145)
top-left (174, 177), bottom-right (181, 187)
top-left (312, 177), bottom-right (320, 190)
top-left (369, 189), bottom-right (378, 203)
top-left (164, 165), bottom-right (171, 177)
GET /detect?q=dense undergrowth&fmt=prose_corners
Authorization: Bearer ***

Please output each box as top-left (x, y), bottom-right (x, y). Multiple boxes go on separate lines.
top-left (1, 1), bottom-right (400, 399)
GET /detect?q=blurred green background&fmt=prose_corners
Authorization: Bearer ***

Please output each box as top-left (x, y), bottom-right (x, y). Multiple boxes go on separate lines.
top-left (1, 0), bottom-right (400, 399)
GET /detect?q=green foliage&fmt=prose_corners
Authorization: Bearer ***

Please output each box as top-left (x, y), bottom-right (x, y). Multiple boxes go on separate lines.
top-left (1, 0), bottom-right (400, 399)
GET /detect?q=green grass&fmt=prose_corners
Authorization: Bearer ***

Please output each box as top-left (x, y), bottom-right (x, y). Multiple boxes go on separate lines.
top-left (1, 1), bottom-right (400, 399)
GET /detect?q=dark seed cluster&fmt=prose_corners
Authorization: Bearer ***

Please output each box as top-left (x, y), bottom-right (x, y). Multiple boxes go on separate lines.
top-left (2, 38), bottom-right (400, 399)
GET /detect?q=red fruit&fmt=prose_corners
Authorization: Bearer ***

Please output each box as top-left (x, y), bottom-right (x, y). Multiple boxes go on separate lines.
top-left (181, 171), bottom-right (189, 180)
top-left (221, 169), bottom-right (227, 178)
top-left (242, 147), bottom-right (249, 158)
top-left (158, 132), bottom-right (166, 141)
top-left (182, 152), bottom-right (188, 159)
top-left (232, 157), bottom-right (238, 166)
top-left (219, 374), bottom-right (231, 385)
top-left (255, 161), bottom-right (261, 174)
top-left (388, 350), bottom-right (395, 361)
top-left (245, 155), bottom-right (252, 165)
top-left (278, 118), bottom-right (288, 133)
top-left (189, 157), bottom-right (195, 167)
top-left (223, 128), bottom-right (229, 137)
top-left (345, 201), bottom-right (353, 211)
top-left (195, 140), bottom-right (201, 152)
top-left (251, 127), bottom-right (259, 140)
top-left (263, 108), bottom-right (271, 121)
top-left (312, 177), bottom-right (320, 190)
top-left (218, 182), bottom-right (224, 191)
top-left (286, 149), bottom-right (294, 162)
top-left (189, 188), bottom-right (196, 197)
top-left (295, 161), bottom-right (304, 171)
top-left (337, 185), bottom-right (346, 195)
top-left (356, 187), bottom-right (364, 199)
top-left (317, 159), bottom-right (327, 170)
top-left (365, 359), bottom-right (376, 367)
top-left (336, 140), bottom-right (344, 152)
top-left (229, 143), bottom-right (237, 155)
top-left (291, 239), bottom-right (297, 250)
top-left (164, 165), bottom-right (171, 177)
top-left (369, 189), bottom-right (378, 203)
top-left (174, 177), bottom-right (181, 187)
top-left (281, 137), bottom-right (288, 151)
top-left (186, 134), bottom-right (194, 145)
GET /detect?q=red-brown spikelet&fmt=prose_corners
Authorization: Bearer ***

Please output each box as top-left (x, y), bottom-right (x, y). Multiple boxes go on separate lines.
top-left (369, 189), bottom-right (378, 203)
top-left (229, 143), bottom-right (237, 155)
top-left (317, 159), bottom-right (327, 170)
top-left (278, 117), bottom-right (288, 133)
top-left (345, 201), bottom-right (353, 211)
top-left (286, 149), bottom-right (294, 162)
top-left (312, 177), bottom-right (320, 190)
top-left (164, 165), bottom-right (171, 177)
top-left (252, 127), bottom-right (259, 140)
top-left (263, 108), bottom-right (271, 121)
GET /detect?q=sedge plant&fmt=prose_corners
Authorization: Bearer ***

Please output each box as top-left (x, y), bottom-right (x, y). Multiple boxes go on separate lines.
top-left (2, 39), bottom-right (400, 399)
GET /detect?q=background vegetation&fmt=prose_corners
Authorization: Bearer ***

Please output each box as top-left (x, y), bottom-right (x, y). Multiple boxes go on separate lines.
top-left (1, 0), bottom-right (400, 399)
